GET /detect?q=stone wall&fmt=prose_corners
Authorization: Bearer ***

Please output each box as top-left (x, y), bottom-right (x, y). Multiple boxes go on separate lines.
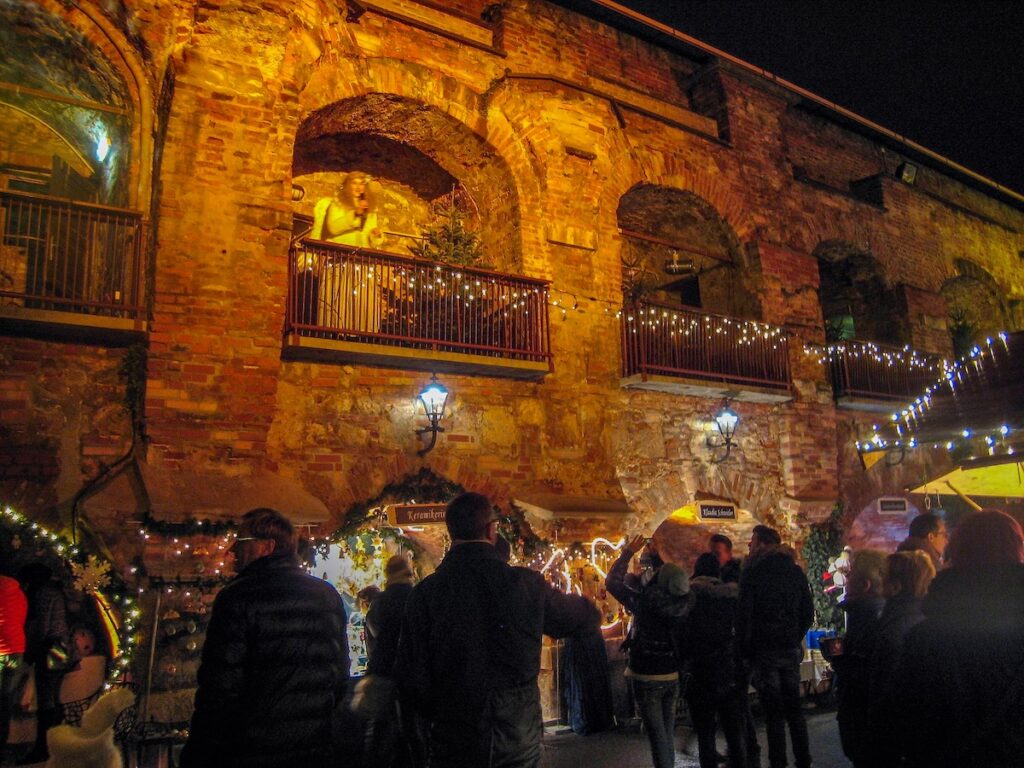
top-left (2, 0), bottom-right (1023, 566)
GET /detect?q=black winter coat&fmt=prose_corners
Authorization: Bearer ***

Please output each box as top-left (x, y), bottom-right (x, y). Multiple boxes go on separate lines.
top-left (833, 595), bottom-right (885, 766)
top-left (395, 542), bottom-right (598, 768)
top-left (606, 551), bottom-right (694, 676)
top-left (737, 549), bottom-right (813, 659)
top-left (867, 594), bottom-right (926, 768)
top-left (366, 579), bottom-right (414, 677)
top-left (891, 564), bottom-right (1024, 768)
top-left (179, 554), bottom-right (349, 768)
top-left (681, 576), bottom-right (740, 695)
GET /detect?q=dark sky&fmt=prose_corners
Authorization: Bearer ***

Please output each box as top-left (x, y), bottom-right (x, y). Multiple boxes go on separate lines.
top-left (609, 1), bottom-right (1024, 196)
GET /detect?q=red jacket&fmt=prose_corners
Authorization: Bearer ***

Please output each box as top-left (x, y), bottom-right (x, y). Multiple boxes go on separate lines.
top-left (0, 574), bottom-right (27, 655)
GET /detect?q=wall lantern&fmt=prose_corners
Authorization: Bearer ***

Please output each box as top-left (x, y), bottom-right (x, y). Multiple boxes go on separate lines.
top-left (416, 373), bottom-right (449, 456)
top-left (663, 250), bottom-right (695, 276)
top-left (707, 399), bottom-right (739, 463)
top-left (895, 162), bottom-right (917, 185)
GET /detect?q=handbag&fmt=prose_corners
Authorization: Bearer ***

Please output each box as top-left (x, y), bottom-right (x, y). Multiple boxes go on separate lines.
top-left (349, 674), bottom-right (396, 720)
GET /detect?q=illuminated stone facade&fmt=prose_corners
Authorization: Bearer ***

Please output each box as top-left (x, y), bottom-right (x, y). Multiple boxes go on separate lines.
top-left (2, 0), bottom-right (1023, 557)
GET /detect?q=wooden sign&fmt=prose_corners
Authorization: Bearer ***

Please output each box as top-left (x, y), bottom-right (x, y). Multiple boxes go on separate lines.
top-left (699, 502), bottom-right (736, 520)
top-left (388, 503), bottom-right (447, 526)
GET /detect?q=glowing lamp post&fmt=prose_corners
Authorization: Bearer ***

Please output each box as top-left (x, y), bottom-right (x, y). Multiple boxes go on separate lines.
top-left (707, 399), bottom-right (739, 463)
top-left (416, 374), bottom-right (449, 456)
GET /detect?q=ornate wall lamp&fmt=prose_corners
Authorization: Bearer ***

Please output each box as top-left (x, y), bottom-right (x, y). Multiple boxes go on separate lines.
top-left (707, 399), bottom-right (739, 463)
top-left (416, 374), bottom-right (449, 456)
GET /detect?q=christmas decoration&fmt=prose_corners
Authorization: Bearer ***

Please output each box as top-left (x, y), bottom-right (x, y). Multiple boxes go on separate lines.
top-left (71, 555), bottom-right (112, 595)
top-left (0, 506), bottom-right (138, 680)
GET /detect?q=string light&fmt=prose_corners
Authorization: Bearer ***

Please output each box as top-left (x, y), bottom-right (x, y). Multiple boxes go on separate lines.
top-left (857, 333), bottom-right (1015, 458)
top-left (1, 506), bottom-right (138, 683)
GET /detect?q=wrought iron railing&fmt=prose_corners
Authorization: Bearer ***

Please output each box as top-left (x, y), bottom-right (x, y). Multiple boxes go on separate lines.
top-left (287, 239), bottom-right (552, 366)
top-left (825, 339), bottom-right (944, 401)
top-left (621, 300), bottom-right (791, 391)
top-left (0, 189), bottom-right (144, 319)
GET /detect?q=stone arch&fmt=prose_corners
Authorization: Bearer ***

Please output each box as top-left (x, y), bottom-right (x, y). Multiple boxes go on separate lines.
top-left (941, 259), bottom-right (1011, 354)
top-left (294, 59), bottom-right (544, 271)
top-left (0, 0), bottom-right (154, 208)
top-left (814, 240), bottom-right (905, 345)
top-left (615, 183), bottom-right (760, 319)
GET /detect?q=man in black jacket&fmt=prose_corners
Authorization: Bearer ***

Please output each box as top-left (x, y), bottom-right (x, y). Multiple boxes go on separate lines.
top-left (395, 492), bottom-right (599, 768)
top-left (738, 525), bottom-right (814, 768)
top-left (180, 508), bottom-right (349, 768)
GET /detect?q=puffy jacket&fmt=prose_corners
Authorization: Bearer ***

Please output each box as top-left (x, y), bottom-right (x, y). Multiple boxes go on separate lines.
top-left (180, 553), bottom-right (349, 768)
top-left (737, 549), bottom-right (813, 658)
top-left (681, 575), bottom-right (740, 692)
top-left (891, 564), bottom-right (1024, 767)
top-left (0, 575), bottom-right (27, 656)
top-left (395, 542), bottom-right (598, 768)
top-left (606, 551), bottom-right (694, 676)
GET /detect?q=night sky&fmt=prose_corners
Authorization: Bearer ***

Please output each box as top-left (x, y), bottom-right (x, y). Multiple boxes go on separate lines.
top-left (610, 1), bottom-right (1024, 196)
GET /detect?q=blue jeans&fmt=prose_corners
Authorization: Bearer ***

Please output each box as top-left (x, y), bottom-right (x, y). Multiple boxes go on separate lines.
top-left (751, 649), bottom-right (811, 768)
top-left (632, 678), bottom-right (678, 768)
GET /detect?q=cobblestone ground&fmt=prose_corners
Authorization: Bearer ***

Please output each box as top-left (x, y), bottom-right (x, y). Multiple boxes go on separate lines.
top-left (540, 707), bottom-right (850, 768)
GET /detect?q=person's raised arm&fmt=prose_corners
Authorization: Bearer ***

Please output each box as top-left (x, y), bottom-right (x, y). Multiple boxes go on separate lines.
top-left (605, 535), bottom-right (645, 614)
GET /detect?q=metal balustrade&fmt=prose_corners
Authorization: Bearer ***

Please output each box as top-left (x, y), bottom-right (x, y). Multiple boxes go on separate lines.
top-left (621, 300), bottom-right (791, 391)
top-left (0, 189), bottom-right (144, 319)
top-left (287, 239), bottom-right (552, 367)
top-left (826, 339), bottom-right (944, 401)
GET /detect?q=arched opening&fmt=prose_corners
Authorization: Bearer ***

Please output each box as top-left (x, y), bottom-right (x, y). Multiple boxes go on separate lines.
top-left (292, 94), bottom-right (521, 270)
top-left (0, 2), bottom-right (145, 322)
top-left (0, 3), bottom-right (134, 205)
top-left (814, 240), bottom-right (904, 345)
top-left (616, 184), bottom-right (757, 318)
top-left (941, 260), bottom-right (1010, 356)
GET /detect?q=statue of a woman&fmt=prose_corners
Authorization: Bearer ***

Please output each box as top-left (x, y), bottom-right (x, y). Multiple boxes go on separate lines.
top-left (305, 173), bottom-right (386, 333)
top-left (311, 172), bottom-right (383, 247)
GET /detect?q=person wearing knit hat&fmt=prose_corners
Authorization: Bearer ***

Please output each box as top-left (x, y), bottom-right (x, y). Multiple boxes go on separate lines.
top-left (606, 536), bottom-right (694, 768)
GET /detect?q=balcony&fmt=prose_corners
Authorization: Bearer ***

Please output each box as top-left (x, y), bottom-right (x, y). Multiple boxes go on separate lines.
top-left (826, 339), bottom-right (945, 410)
top-left (282, 240), bottom-right (552, 379)
top-left (621, 300), bottom-right (792, 402)
top-left (0, 189), bottom-right (146, 342)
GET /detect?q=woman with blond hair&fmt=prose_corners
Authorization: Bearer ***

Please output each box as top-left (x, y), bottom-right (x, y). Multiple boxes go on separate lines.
top-left (867, 550), bottom-right (935, 767)
top-left (891, 510), bottom-right (1024, 767)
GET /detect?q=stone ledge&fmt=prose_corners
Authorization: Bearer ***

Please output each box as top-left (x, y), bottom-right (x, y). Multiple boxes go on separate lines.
top-left (0, 305), bottom-right (147, 346)
top-left (282, 334), bottom-right (551, 380)
top-left (620, 373), bottom-right (792, 403)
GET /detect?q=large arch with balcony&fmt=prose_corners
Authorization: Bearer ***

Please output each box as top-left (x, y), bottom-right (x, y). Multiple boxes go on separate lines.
top-left (614, 183), bottom-right (789, 399)
top-left (940, 259), bottom-right (1013, 355)
top-left (0, 0), bottom-right (152, 329)
top-left (283, 92), bottom-right (551, 380)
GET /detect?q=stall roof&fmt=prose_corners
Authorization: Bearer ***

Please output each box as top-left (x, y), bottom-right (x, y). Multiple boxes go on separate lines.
top-left (909, 454), bottom-right (1024, 499)
top-left (80, 458), bottom-right (330, 524)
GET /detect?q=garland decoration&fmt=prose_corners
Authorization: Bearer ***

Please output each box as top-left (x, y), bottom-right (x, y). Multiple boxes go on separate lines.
top-left (801, 502), bottom-right (845, 632)
top-left (1, 506), bottom-right (139, 681)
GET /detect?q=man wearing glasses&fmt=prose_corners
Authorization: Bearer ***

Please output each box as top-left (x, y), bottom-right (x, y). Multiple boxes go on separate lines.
top-left (396, 492), bottom-right (599, 767)
top-left (897, 512), bottom-right (948, 571)
top-left (180, 508), bottom-right (349, 767)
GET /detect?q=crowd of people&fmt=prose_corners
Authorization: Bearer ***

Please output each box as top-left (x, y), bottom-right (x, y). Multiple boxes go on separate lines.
top-left (0, 562), bottom-right (113, 765)
top-left (174, 502), bottom-right (1023, 768)
top-left (7, 499), bottom-right (1021, 768)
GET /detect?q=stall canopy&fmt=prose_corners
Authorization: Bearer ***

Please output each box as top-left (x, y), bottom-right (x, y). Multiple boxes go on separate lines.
top-left (909, 454), bottom-right (1024, 499)
top-left (80, 457), bottom-right (330, 524)
top-left (856, 331), bottom-right (1024, 503)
